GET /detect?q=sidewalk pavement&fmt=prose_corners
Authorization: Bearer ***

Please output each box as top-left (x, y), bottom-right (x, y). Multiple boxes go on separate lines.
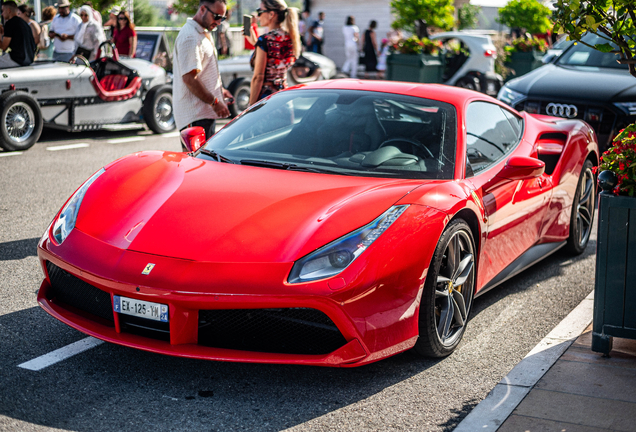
top-left (455, 291), bottom-right (636, 432)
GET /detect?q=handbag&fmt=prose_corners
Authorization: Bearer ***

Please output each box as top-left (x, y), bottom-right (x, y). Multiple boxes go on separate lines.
top-left (74, 46), bottom-right (92, 59)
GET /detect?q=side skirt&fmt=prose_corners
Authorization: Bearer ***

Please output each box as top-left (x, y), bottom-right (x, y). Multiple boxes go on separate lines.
top-left (476, 241), bottom-right (567, 297)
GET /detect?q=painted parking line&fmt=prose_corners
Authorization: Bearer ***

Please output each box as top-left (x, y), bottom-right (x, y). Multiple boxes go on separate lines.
top-left (107, 137), bottom-right (146, 144)
top-left (0, 151), bottom-right (23, 157)
top-left (161, 131), bottom-right (181, 138)
top-left (18, 337), bottom-right (104, 371)
top-left (46, 143), bottom-right (90, 151)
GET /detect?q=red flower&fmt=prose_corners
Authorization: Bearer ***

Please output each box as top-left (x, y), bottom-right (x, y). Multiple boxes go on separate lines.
top-left (620, 162), bottom-right (626, 170)
top-left (592, 166), bottom-right (598, 174)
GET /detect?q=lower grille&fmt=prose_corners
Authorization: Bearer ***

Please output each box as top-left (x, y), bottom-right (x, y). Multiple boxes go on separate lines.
top-left (119, 314), bottom-right (170, 341)
top-left (198, 308), bottom-right (347, 355)
top-left (46, 261), bottom-right (114, 323)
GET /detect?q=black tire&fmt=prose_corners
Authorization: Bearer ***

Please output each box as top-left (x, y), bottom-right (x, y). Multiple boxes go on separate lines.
top-left (143, 85), bottom-right (175, 134)
top-left (0, 91), bottom-right (43, 152)
top-left (565, 159), bottom-right (596, 255)
top-left (455, 75), bottom-right (480, 91)
top-left (414, 219), bottom-right (476, 358)
top-left (229, 80), bottom-right (251, 117)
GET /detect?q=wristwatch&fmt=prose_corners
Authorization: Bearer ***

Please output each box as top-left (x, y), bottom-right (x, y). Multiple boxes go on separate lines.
top-left (211, 97), bottom-right (219, 106)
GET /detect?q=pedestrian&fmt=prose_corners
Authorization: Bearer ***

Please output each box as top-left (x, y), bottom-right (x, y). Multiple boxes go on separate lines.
top-left (17, 5), bottom-right (41, 47)
top-left (298, 10), bottom-right (309, 49)
top-left (37, 6), bottom-right (56, 59)
top-left (362, 20), bottom-right (378, 78)
top-left (215, 8), bottom-right (231, 56)
top-left (82, 1), bottom-right (102, 26)
top-left (0, 1), bottom-right (36, 67)
top-left (308, 11), bottom-right (324, 54)
top-left (248, 0), bottom-right (301, 105)
top-left (74, 5), bottom-right (105, 60)
top-left (172, 0), bottom-right (233, 139)
top-left (341, 16), bottom-right (359, 78)
top-left (376, 38), bottom-right (389, 79)
top-left (113, 11), bottom-right (137, 57)
top-left (49, 0), bottom-right (81, 62)
top-left (103, 6), bottom-right (120, 39)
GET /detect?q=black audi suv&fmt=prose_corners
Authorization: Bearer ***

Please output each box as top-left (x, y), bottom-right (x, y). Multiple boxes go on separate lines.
top-left (498, 33), bottom-right (636, 152)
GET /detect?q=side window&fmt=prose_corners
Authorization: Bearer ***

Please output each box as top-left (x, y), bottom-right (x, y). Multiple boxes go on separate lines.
top-left (502, 107), bottom-right (523, 140)
top-left (465, 102), bottom-right (520, 175)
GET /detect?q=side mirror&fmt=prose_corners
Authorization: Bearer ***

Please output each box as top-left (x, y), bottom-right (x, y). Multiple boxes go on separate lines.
top-left (499, 156), bottom-right (545, 180)
top-left (180, 126), bottom-right (206, 152)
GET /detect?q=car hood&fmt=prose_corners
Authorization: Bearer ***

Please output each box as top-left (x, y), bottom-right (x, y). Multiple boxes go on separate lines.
top-left (507, 64), bottom-right (636, 102)
top-left (76, 151), bottom-right (425, 263)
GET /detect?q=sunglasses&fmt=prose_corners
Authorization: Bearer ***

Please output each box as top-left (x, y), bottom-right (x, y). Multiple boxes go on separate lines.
top-left (203, 5), bottom-right (226, 21)
top-left (118, 17), bottom-right (126, 20)
top-left (256, 8), bottom-right (271, 16)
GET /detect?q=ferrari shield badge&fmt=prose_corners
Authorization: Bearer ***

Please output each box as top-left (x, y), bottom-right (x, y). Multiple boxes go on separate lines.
top-left (142, 263), bottom-right (155, 275)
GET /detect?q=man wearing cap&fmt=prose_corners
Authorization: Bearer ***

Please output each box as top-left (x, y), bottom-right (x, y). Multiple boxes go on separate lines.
top-left (48, 0), bottom-right (81, 62)
top-left (173, 0), bottom-right (233, 139)
top-left (0, 1), bottom-right (36, 67)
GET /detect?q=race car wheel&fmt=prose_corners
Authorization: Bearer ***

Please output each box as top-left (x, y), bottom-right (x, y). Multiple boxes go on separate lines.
top-left (0, 91), bottom-right (43, 152)
top-left (414, 219), bottom-right (475, 358)
top-left (566, 159), bottom-right (596, 255)
top-left (229, 81), bottom-right (251, 117)
top-left (143, 85), bottom-right (175, 134)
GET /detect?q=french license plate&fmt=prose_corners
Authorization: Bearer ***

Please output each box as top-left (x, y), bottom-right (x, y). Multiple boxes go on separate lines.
top-left (113, 295), bottom-right (169, 322)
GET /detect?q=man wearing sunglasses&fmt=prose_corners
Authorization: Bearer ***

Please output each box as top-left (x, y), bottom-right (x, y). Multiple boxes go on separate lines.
top-left (173, 0), bottom-right (234, 139)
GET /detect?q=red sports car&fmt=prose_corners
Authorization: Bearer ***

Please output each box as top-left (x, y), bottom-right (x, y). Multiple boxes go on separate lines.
top-left (36, 81), bottom-right (598, 367)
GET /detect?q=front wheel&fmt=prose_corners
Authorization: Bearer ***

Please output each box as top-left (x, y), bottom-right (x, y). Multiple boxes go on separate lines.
top-left (143, 85), bottom-right (175, 134)
top-left (565, 159), bottom-right (596, 255)
top-left (414, 219), bottom-right (476, 358)
top-left (0, 91), bottom-right (43, 152)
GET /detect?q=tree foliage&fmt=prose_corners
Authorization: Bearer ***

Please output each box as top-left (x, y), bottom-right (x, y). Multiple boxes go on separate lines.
top-left (458, 3), bottom-right (481, 30)
top-left (553, 0), bottom-right (636, 77)
top-left (497, 0), bottom-right (552, 34)
top-left (133, 0), bottom-right (158, 26)
top-left (390, 0), bottom-right (455, 36)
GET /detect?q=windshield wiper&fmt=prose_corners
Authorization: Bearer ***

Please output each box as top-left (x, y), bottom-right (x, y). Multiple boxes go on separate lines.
top-left (199, 148), bottom-right (235, 163)
top-left (240, 159), bottom-right (349, 175)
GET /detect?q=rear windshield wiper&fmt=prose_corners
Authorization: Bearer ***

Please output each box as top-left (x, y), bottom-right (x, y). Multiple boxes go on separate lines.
top-left (199, 148), bottom-right (235, 163)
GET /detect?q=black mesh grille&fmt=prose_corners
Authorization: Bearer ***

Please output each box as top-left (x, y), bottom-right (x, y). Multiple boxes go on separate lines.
top-left (119, 314), bottom-right (170, 341)
top-left (198, 308), bottom-right (347, 355)
top-left (46, 261), bottom-right (114, 323)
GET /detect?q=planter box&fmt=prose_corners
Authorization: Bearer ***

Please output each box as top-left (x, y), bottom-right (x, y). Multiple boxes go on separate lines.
top-left (505, 51), bottom-right (544, 80)
top-left (592, 192), bottom-right (636, 355)
top-left (386, 53), bottom-right (443, 84)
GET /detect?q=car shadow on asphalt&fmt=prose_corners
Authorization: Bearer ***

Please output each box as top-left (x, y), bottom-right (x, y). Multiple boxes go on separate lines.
top-left (0, 237), bottom-right (40, 261)
top-left (0, 240), bottom-right (597, 432)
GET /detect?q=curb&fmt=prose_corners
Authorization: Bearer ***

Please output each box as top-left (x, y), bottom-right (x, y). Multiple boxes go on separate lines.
top-left (454, 290), bottom-right (595, 431)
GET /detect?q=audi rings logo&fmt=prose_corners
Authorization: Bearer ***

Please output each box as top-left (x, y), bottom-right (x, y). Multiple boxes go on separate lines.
top-left (546, 103), bottom-right (578, 118)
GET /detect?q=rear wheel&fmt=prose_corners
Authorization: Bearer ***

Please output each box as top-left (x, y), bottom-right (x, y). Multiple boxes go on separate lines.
top-left (143, 85), bottom-right (175, 134)
top-left (566, 159), bottom-right (595, 254)
top-left (229, 81), bottom-right (251, 117)
top-left (414, 219), bottom-right (476, 358)
top-left (0, 91), bottom-right (43, 152)
top-left (455, 75), bottom-right (480, 91)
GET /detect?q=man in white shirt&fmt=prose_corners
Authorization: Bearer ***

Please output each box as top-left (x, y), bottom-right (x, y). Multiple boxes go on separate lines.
top-left (173, 0), bottom-right (233, 139)
top-left (48, 0), bottom-right (81, 62)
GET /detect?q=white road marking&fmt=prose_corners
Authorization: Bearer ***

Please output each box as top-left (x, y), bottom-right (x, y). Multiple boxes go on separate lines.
top-left (0, 151), bottom-right (23, 157)
top-left (46, 143), bottom-right (90, 151)
top-left (160, 131), bottom-right (181, 138)
top-left (18, 337), bottom-right (105, 371)
top-left (107, 137), bottom-right (146, 144)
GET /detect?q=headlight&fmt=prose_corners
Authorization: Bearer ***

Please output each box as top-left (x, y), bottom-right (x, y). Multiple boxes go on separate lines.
top-left (288, 205), bottom-right (409, 283)
top-left (52, 168), bottom-right (105, 245)
top-left (614, 102), bottom-right (636, 116)
top-left (497, 86), bottom-right (526, 107)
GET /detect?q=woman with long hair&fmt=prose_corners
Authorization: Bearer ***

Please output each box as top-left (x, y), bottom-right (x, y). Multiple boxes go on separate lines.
top-left (248, 0), bottom-right (301, 105)
top-left (362, 20), bottom-right (378, 78)
top-left (112, 10), bottom-right (136, 57)
top-left (37, 6), bottom-right (56, 59)
top-left (17, 5), bottom-right (41, 46)
top-left (74, 5), bottom-right (105, 61)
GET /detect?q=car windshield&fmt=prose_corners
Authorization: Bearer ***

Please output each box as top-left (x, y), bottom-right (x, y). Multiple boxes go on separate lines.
top-left (201, 89), bottom-right (457, 179)
top-left (557, 33), bottom-right (627, 69)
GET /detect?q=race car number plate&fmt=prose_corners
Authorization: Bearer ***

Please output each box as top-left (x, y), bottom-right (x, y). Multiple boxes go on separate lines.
top-left (113, 295), bottom-right (169, 322)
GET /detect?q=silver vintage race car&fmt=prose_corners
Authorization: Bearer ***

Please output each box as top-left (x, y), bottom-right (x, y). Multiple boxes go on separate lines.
top-left (0, 43), bottom-right (175, 152)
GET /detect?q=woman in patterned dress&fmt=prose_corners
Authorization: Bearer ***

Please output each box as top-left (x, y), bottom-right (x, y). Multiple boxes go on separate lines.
top-left (249, 0), bottom-right (301, 105)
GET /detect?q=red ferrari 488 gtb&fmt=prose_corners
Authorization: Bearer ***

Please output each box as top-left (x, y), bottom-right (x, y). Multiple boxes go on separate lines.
top-left (37, 80), bottom-right (598, 367)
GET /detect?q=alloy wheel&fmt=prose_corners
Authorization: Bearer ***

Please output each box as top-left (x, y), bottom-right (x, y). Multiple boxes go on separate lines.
top-left (434, 230), bottom-right (475, 347)
top-left (154, 94), bottom-right (174, 131)
top-left (575, 166), bottom-right (595, 248)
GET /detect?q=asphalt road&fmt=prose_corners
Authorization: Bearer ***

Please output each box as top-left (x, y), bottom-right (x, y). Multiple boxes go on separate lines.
top-left (0, 126), bottom-right (597, 432)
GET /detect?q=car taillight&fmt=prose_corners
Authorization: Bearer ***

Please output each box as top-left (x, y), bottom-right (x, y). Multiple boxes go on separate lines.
top-left (484, 49), bottom-right (494, 57)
